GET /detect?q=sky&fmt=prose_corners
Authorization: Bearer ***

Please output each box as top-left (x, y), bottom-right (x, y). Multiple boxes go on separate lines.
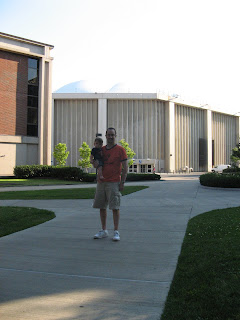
top-left (1, 0), bottom-right (240, 115)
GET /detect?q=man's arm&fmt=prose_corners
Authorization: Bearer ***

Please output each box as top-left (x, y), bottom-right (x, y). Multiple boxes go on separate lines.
top-left (119, 160), bottom-right (128, 191)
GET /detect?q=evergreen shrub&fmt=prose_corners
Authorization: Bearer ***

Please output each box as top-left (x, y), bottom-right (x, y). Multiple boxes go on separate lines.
top-left (200, 172), bottom-right (240, 188)
top-left (14, 165), bottom-right (84, 181)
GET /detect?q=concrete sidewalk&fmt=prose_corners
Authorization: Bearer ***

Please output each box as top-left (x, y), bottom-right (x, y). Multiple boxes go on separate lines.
top-left (0, 176), bottom-right (240, 320)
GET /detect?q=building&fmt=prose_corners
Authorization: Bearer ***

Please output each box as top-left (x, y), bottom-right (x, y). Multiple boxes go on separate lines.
top-left (0, 32), bottom-right (54, 175)
top-left (53, 80), bottom-right (240, 173)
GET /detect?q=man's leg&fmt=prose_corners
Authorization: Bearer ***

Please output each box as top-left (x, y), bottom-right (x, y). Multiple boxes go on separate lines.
top-left (112, 209), bottom-right (120, 241)
top-left (113, 209), bottom-right (120, 231)
top-left (94, 209), bottom-right (108, 239)
top-left (100, 209), bottom-right (107, 230)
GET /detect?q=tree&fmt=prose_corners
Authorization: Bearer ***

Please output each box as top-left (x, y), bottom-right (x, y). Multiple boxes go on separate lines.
top-left (53, 143), bottom-right (69, 167)
top-left (78, 142), bottom-right (92, 172)
top-left (119, 139), bottom-right (136, 167)
top-left (230, 139), bottom-right (240, 167)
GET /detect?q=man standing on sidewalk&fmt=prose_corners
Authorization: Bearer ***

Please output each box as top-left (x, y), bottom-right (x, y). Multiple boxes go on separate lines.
top-left (92, 127), bottom-right (128, 241)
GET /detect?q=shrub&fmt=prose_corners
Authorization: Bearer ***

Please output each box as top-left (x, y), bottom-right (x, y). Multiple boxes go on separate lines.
top-left (126, 173), bottom-right (161, 181)
top-left (200, 173), bottom-right (240, 188)
top-left (14, 165), bottom-right (85, 181)
top-left (53, 143), bottom-right (69, 166)
top-left (82, 173), bottom-right (97, 182)
top-left (14, 165), bottom-right (52, 178)
top-left (78, 142), bottom-right (92, 173)
top-left (224, 167), bottom-right (240, 174)
top-left (80, 173), bottom-right (161, 182)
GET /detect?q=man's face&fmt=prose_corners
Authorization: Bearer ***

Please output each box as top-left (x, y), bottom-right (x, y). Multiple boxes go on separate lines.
top-left (106, 129), bottom-right (116, 145)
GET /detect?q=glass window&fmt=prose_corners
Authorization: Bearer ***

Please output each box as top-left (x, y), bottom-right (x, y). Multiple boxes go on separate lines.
top-left (28, 85), bottom-right (38, 96)
top-left (140, 165), bottom-right (146, 173)
top-left (28, 58), bottom-right (38, 69)
top-left (27, 108), bottom-right (38, 125)
top-left (27, 58), bottom-right (39, 137)
top-left (28, 96), bottom-right (38, 108)
top-left (27, 124), bottom-right (38, 136)
top-left (28, 68), bottom-right (38, 84)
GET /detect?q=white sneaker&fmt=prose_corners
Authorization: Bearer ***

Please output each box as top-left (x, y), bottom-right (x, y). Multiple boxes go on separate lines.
top-left (94, 229), bottom-right (108, 239)
top-left (112, 230), bottom-right (120, 241)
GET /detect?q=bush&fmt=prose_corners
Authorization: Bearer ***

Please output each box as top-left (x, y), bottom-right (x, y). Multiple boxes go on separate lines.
top-left (224, 167), bottom-right (240, 173)
top-left (126, 173), bottom-right (161, 181)
top-left (77, 173), bottom-right (161, 182)
top-left (13, 166), bottom-right (161, 182)
top-left (14, 165), bottom-right (85, 181)
top-left (200, 173), bottom-right (240, 188)
top-left (82, 173), bottom-right (97, 182)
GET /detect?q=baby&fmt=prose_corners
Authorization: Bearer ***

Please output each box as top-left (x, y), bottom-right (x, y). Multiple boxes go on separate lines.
top-left (90, 137), bottom-right (104, 180)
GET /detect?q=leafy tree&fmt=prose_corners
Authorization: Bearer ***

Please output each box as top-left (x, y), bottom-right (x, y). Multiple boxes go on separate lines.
top-left (78, 142), bottom-right (92, 172)
top-left (119, 139), bottom-right (136, 167)
top-left (230, 139), bottom-right (240, 167)
top-left (53, 143), bottom-right (69, 167)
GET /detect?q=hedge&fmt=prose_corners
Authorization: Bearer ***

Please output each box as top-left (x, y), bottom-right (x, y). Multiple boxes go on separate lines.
top-left (224, 167), bottom-right (240, 173)
top-left (14, 165), bottom-right (85, 181)
top-left (200, 173), bottom-right (240, 188)
top-left (126, 173), bottom-right (161, 181)
top-left (13, 166), bottom-right (161, 182)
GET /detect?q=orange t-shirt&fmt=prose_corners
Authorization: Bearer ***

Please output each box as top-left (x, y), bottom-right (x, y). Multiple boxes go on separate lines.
top-left (102, 145), bottom-right (128, 182)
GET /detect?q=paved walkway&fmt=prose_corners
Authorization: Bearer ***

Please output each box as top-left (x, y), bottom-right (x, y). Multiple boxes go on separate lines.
top-left (0, 175), bottom-right (240, 320)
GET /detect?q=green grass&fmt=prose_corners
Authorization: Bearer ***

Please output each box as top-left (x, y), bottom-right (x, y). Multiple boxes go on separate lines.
top-left (0, 178), bottom-right (84, 187)
top-left (0, 186), bottom-right (148, 200)
top-left (0, 206), bottom-right (55, 237)
top-left (161, 207), bottom-right (240, 320)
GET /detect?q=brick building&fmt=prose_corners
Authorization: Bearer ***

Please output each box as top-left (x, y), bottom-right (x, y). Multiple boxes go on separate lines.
top-left (0, 32), bottom-right (54, 175)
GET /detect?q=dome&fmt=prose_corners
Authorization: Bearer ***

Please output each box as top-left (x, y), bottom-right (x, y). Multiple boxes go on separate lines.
top-left (55, 80), bottom-right (165, 94)
top-left (54, 80), bottom-right (109, 93)
top-left (107, 81), bottom-right (160, 93)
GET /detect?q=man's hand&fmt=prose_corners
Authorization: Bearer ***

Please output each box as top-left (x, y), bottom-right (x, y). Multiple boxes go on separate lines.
top-left (119, 182), bottom-right (125, 191)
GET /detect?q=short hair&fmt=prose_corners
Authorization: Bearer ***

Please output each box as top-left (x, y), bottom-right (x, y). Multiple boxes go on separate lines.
top-left (106, 127), bottom-right (117, 135)
top-left (95, 137), bottom-right (103, 144)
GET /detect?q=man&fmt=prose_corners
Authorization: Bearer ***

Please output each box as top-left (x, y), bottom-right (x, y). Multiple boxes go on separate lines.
top-left (92, 127), bottom-right (128, 241)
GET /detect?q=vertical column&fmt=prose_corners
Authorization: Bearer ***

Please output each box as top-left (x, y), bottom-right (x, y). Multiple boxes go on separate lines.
top-left (165, 101), bottom-right (175, 173)
top-left (44, 60), bottom-right (53, 165)
top-left (98, 98), bottom-right (107, 144)
top-left (236, 116), bottom-right (240, 145)
top-left (51, 98), bottom-right (55, 165)
top-left (38, 58), bottom-right (53, 165)
top-left (38, 58), bottom-right (45, 164)
top-left (206, 109), bottom-right (212, 172)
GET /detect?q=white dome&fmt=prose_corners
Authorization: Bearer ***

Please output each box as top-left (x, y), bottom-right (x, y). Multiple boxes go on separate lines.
top-left (55, 80), bottom-right (166, 94)
top-left (107, 81), bottom-right (160, 93)
top-left (55, 80), bottom-right (109, 93)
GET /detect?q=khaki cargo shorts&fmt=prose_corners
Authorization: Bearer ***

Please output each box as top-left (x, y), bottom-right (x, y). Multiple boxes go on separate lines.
top-left (93, 182), bottom-right (121, 210)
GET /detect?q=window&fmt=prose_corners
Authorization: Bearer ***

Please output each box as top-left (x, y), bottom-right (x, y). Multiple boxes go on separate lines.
top-left (27, 58), bottom-right (39, 136)
top-left (140, 165), bottom-right (146, 173)
top-left (148, 165), bottom-right (152, 173)
top-left (129, 164), bottom-right (137, 173)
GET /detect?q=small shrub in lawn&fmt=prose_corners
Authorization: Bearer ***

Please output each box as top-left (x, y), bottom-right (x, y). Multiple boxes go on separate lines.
top-left (14, 165), bottom-right (85, 181)
top-left (200, 172), bottom-right (240, 188)
top-left (126, 173), bottom-right (161, 181)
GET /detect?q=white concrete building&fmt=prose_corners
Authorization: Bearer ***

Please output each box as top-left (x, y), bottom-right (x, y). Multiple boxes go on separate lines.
top-left (53, 81), bottom-right (240, 173)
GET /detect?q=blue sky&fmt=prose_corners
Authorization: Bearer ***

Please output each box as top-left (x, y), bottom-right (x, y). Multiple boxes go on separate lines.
top-left (1, 0), bottom-right (240, 114)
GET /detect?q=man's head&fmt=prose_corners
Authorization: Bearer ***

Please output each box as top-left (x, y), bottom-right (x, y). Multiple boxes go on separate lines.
top-left (94, 137), bottom-right (103, 148)
top-left (106, 127), bottom-right (117, 146)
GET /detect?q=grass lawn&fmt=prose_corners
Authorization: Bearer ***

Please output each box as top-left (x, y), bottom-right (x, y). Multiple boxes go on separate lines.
top-left (0, 206), bottom-right (55, 238)
top-left (0, 185), bottom-right (148, 200)
top-left (0, 178), bottom-right (85, 187)
top-left (161, 207), bottom-right (240, 320)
